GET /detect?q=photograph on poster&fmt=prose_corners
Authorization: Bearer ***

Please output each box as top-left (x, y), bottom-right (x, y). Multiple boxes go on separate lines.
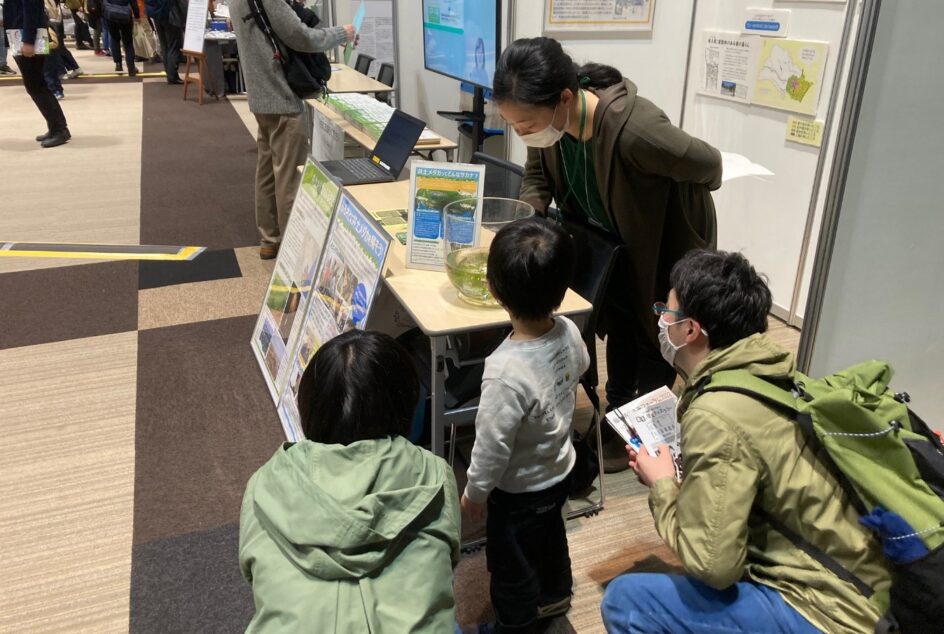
top-left (544, 0), bottom-right (655, 34)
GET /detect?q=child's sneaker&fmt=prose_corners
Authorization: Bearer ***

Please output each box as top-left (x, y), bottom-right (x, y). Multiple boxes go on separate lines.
top-left (0, 64), bottom-right (16, 75)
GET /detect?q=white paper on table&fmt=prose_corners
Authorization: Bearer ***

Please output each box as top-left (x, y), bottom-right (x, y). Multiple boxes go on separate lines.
top-left (721, 152), bottom-right (775, 183)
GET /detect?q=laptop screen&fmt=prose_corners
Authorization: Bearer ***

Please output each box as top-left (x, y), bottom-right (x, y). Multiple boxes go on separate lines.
top-left (370, 110), bottom-right (426, 177)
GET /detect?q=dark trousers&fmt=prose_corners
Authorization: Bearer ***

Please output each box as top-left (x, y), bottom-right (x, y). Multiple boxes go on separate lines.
top-left (603, 255), bottom-right (677, 411)
top-left (106, 20), bottom-right (135, 68)
top-left (54, 22), bottom-right (79, 70)
top-left (43, 45), bottom-right (64, 94)
top-left (74, 14), bottom-right (93, 47)
top-left (154, 19), bottom-right (182, 81)
top-left (486, 474), bottom-right (573, 633)
top-left (14, 55), bottom-right (68, 133)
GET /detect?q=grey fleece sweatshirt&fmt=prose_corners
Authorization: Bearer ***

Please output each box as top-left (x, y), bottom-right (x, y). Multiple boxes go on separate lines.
top-left (230, 0), bottom-right (347, 114)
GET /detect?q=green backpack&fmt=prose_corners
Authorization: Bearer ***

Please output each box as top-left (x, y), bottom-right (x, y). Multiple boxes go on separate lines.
top-left (696, 360), bottom-right (944, 634)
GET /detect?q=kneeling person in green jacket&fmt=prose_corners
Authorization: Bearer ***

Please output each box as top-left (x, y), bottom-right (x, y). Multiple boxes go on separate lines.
top-left (602, 250), bottom-right (892, 634)
top-left (239, 330), bottom-right (461, 633)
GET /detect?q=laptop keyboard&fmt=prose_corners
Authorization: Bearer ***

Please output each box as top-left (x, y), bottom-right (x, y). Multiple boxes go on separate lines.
top-left (344, 159), bottom-right (387, 180)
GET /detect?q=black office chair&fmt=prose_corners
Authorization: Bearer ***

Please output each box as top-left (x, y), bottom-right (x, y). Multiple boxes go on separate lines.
top-left (354, 53), bottom-right (374, 76)
top-left (556, 215), bottom-right (626, 518)
top-left (376, 62), bottom-right (395, 104)
top-left (470, 151), bottom-right (524, 199)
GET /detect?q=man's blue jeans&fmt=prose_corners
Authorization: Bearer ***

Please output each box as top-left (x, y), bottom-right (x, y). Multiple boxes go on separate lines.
top-left (601, 573), bottom-right (822, 633)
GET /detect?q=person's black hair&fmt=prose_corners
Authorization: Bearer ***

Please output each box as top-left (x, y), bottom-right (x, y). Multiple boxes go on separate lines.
top-left (492, 37), bottom-right (623, 107)
top-left (487, 217), bottom-right (575, 321)
top-left (669, 250), bottom-right (772, 349)
top-left (297, 330), bottom-right (418, 444)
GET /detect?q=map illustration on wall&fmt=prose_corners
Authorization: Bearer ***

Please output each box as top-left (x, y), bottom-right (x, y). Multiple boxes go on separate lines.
top-left (753, 38), bottom-right (829, 115)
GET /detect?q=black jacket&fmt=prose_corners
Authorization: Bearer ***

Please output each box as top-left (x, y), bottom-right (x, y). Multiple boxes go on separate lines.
top-left (3, 0), bottom-right (47, 45)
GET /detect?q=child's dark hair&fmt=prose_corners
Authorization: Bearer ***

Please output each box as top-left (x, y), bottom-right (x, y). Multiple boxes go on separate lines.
top-left (492, 37), bottom-right (623, 107)
top-left (487, 218), bottom-right (575, 321)
top-left (297, 330), bottom-right (418, 444)
top-left (670, 250), bottom-right (772, 349)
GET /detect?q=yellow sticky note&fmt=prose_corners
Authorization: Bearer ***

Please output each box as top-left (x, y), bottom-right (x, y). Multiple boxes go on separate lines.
top-left (786, 116), bottom-right (824, 148)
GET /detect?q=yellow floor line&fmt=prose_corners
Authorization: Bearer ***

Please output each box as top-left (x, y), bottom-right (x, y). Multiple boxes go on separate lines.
top-left (0, 242), bottom-right (205, 261)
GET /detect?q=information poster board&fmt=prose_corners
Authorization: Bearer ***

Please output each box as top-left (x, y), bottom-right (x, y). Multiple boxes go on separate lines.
top-left (251, 159), bottom-right (341, 417)
top-left (544, 0), bottom-right (656, 34)
top-left (699, 32), bottom-right (828, 116)
top-left (700, 31), bottom-right (758, 104)
top-left (310, 105), bottom-right (346, 161)
top-left (182, 0), bottom-right (209, 54)
top-left (406, 161), bottom-right (484, 271)
top-left (270, 192), bottom-right (391, 439)
top-left (346, 0), bottom-right (394, 77)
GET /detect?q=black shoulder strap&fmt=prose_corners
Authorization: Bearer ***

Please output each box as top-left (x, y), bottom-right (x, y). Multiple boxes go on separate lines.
top-left (244, 0), bottom-right (285, 65)
top-left (754, 507), bottom-right (874, 598)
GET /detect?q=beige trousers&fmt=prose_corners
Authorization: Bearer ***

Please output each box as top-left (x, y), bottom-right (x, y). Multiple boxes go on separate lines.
top-left (254, 112), bottom-right (309, 245)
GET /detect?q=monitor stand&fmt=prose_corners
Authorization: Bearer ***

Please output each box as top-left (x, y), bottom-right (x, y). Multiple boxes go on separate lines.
top-left (437, 85), bottom-right (488, 155)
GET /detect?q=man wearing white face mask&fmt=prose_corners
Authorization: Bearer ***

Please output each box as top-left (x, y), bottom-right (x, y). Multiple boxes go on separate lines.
top-left (492, 38), bottom-right (723, 472)
top-left (601, 249), bottom-right (892, 634)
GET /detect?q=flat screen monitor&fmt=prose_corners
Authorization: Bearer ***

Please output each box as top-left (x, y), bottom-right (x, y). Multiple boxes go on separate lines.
top-left (422, 0), bottom-right (501, 90)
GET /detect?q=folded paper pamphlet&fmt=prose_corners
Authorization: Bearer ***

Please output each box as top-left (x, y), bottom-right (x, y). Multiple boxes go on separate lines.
top-left (605, 386), bottom-right (683, 480)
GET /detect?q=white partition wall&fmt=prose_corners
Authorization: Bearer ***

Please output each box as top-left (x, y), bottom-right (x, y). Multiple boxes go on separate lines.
top-left (680, 0), bottom-right (854, 321)
top-left (801, 0), bottom-right (944, 421)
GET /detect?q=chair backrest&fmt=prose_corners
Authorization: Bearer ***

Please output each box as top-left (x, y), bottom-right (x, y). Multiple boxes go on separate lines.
top-left (354, 53), bottom-right (375, 76)
top-left (376, 62), bottom-right (394, 87)
top-left (470, 151), bottom-right (524, 200)
top-left (376, 62), bottom-right (395, 104)
top-left (560, 218), bottom-right (626, 391)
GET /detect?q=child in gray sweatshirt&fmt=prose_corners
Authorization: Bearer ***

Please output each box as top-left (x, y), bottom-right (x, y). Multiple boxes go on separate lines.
top-left (461, 218), bottom-right (589, 632)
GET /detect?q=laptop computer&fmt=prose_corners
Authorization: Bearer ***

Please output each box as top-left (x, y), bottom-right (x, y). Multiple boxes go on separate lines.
top-left (321, 110), bottom-right (427, 185)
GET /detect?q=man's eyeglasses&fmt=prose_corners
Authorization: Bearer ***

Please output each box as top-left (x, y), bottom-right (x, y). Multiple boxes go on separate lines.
top-left (652, 302), bottom-right (686, 320)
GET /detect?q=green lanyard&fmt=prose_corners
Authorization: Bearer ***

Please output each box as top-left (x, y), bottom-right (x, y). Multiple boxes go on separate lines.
top-left (561, 89), bottom-right (589, 211)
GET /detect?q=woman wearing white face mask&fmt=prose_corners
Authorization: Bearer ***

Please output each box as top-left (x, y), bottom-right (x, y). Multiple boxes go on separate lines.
top-left (493, 37), bottom-right (723, 467)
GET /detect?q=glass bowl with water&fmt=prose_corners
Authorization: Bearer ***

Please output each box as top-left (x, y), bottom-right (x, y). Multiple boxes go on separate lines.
top-left (443, 197), bottom-right (535, 307)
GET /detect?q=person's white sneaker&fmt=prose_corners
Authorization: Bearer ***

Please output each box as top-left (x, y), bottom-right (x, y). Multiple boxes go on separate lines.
top-left (66, 68), bottom-right (84, 79)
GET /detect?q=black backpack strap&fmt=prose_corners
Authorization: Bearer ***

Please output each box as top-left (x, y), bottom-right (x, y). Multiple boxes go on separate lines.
top-left (755, 507), bottom-right (874, 598)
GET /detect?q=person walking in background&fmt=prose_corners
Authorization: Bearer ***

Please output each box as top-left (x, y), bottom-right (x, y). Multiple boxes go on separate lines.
top-left (149, 0), bottom-right (183, 83)
top-left (66, 0), bottom-right (92, 48)
top-left (102, 0), bottom-right (137, 74)
top-left (84, 0), bottom-right (105, 54)
top-left (43, 0), bottom-right (82, 99)
top-left (1, 1), bottom-right (20, 74)
top-left (229, 0), bottom-right (354, 259)
top-left (3, 0), bottom-right (71, 146)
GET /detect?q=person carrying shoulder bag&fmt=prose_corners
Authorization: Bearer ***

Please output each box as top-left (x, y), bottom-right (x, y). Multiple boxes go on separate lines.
top-left (102, 0), bottom-right (138, 74)
top-left (229, 0), bottom-right (354, 260)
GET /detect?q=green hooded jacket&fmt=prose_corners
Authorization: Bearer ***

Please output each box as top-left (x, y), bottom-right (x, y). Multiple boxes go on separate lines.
top-left (239, 436), bottom-right (461, 633)
top-left (649, 333), bottom-right (893, 634)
